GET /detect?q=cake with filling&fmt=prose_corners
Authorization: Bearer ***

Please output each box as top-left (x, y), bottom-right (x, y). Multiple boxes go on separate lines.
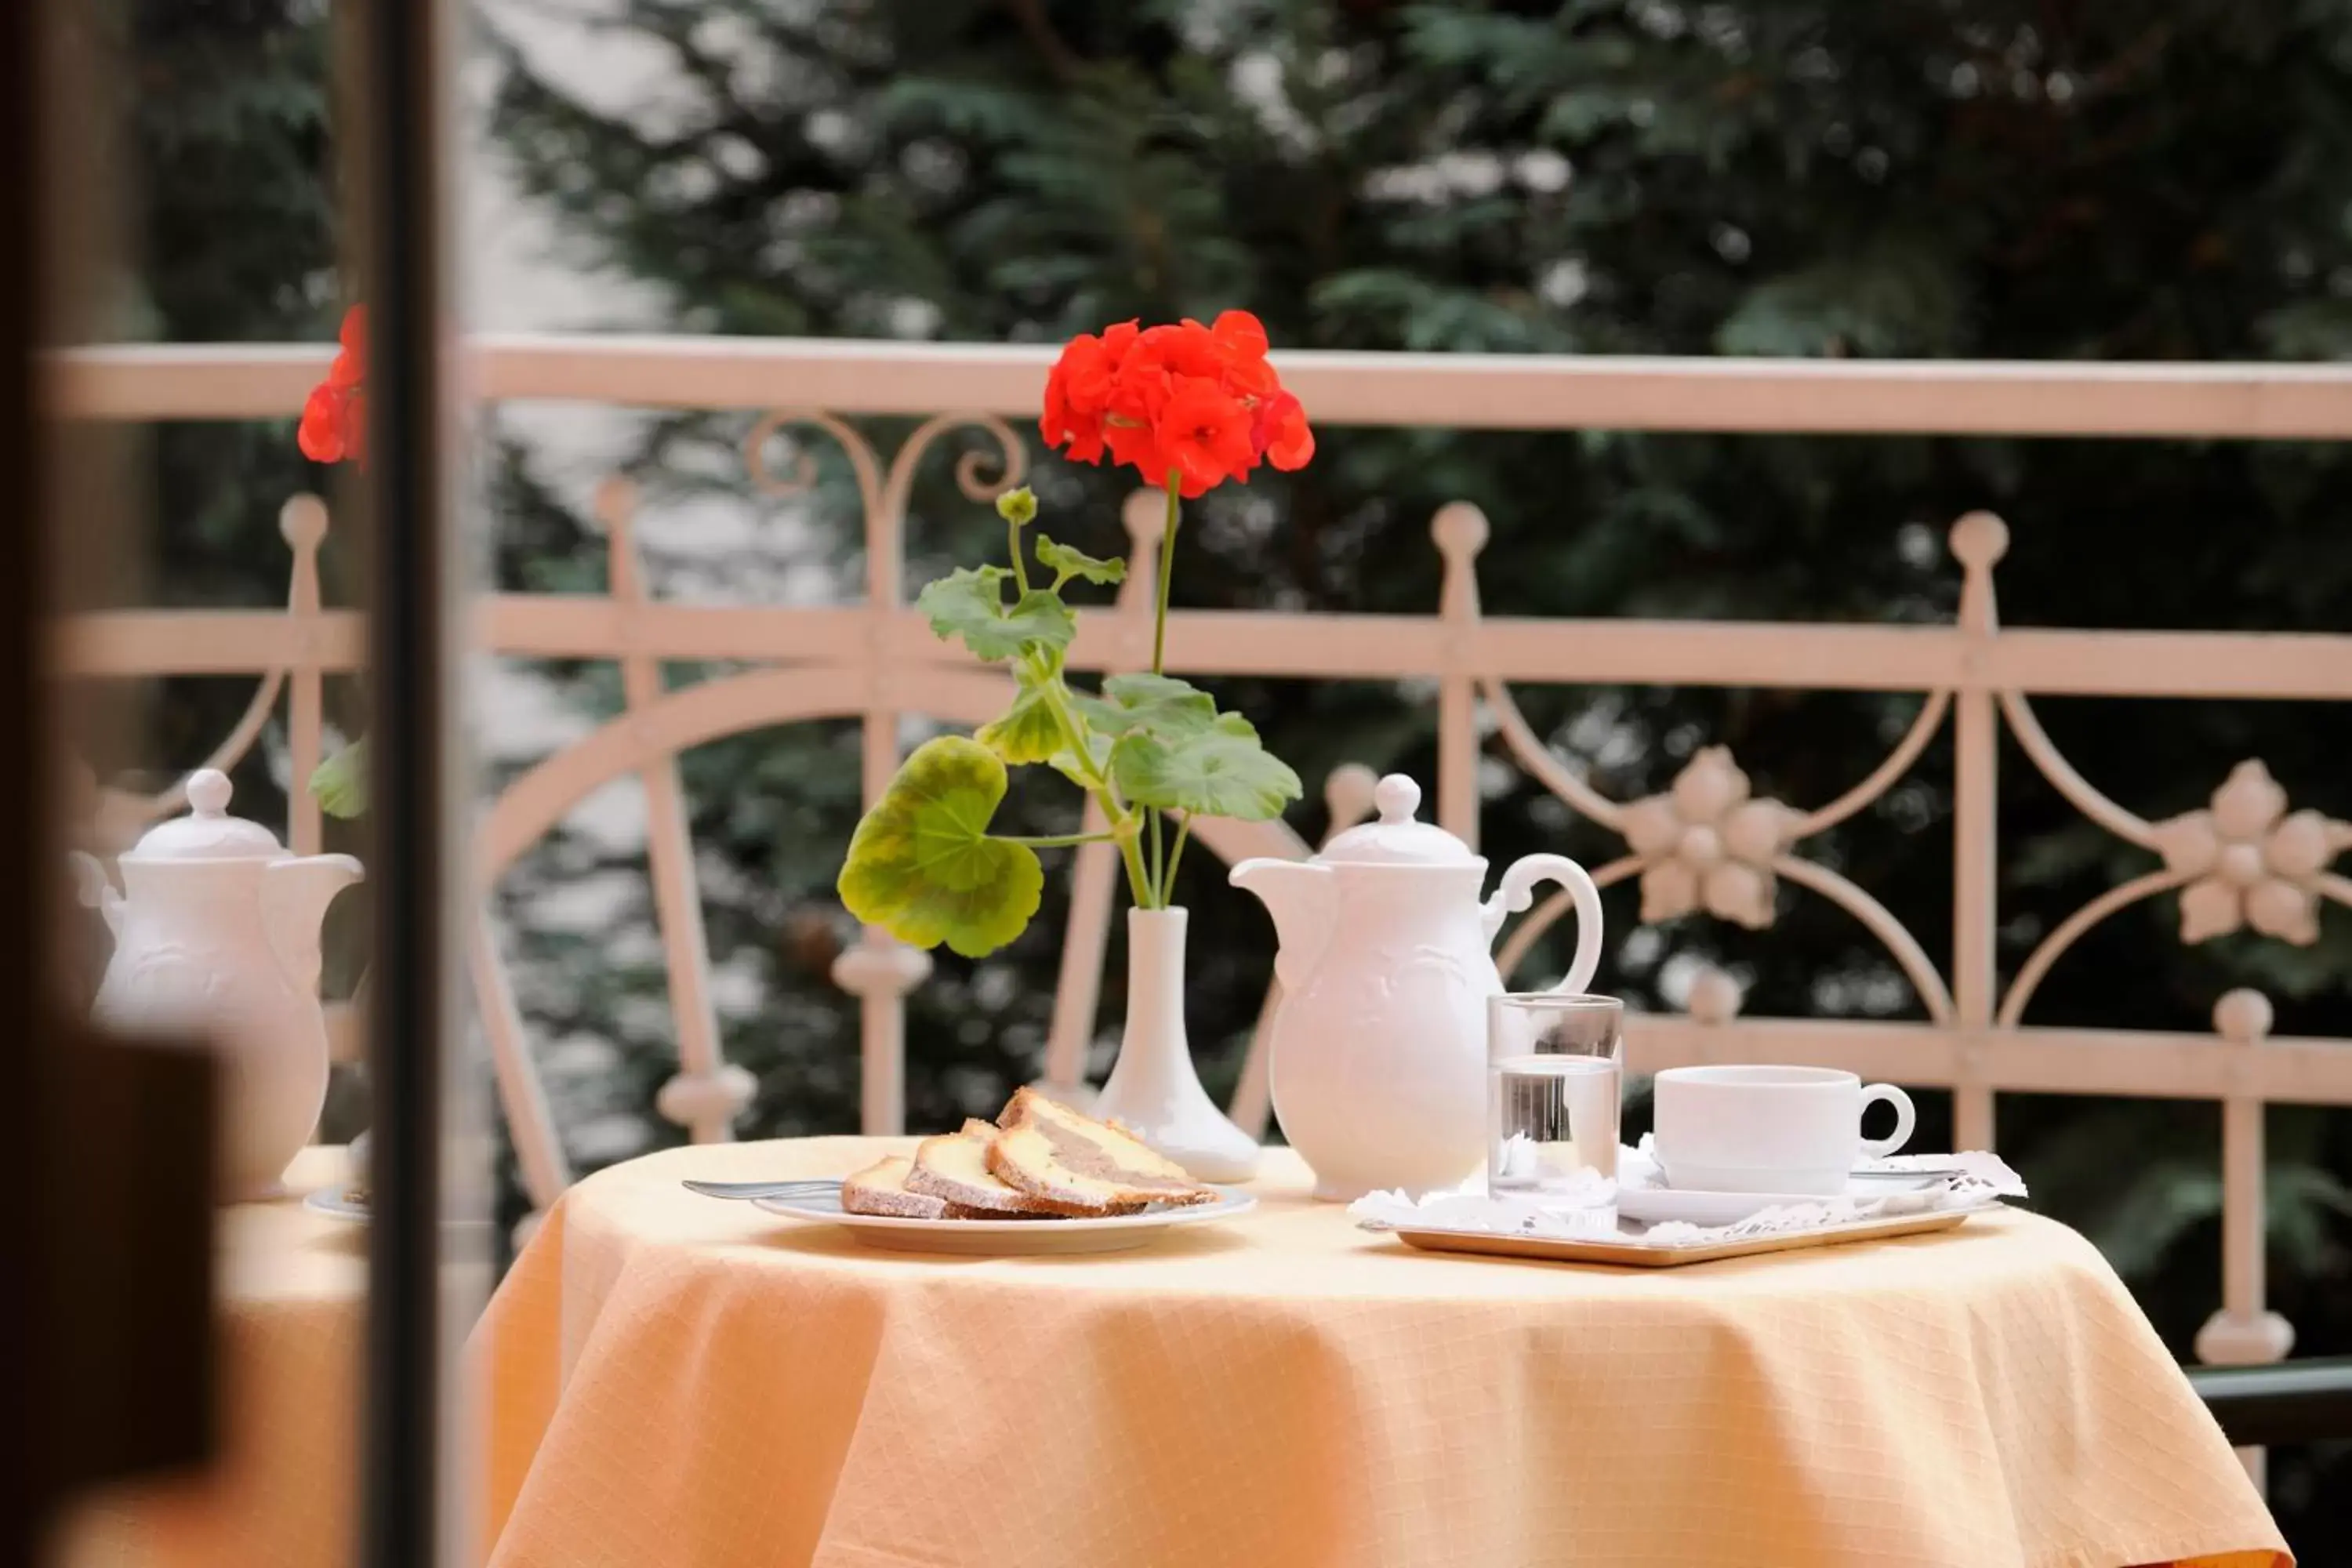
top-left (989, 1087), bottom-right (1216, 1208)
top-left (839, 1154), bottom-right (951, 1219)
top-left (903, 1119), bottom-right (1111, 1217)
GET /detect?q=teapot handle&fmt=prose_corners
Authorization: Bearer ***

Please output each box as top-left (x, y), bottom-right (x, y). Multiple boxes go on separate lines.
top-left (1481, 853), bottom-right (1603, 995)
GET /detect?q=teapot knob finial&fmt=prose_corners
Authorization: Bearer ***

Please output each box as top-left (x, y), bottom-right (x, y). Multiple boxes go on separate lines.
top-left (1374, 774), bottom-right (1421, 825)
top-left (187, 768), bottom-right (232, 817)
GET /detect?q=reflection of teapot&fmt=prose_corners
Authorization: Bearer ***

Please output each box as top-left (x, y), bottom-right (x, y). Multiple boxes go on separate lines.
top-left (74, 770), bottom-right (362, 1198)
top-left (1232, 775), bottom-right (1602, 1200)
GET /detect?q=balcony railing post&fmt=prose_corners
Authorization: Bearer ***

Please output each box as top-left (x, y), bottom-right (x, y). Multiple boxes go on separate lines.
top-left (280, 495), bottom-right (328, 855)
top-left (1948, 514), bottom-right (2007, 1152)
top-left (1432, 503), bottom-right (1490, 850)
top-left (2197, 988), bottom-right (2296, 1489)
top-left (856, 424), bottom-right (915, 1136)
top-left (595, 477), bottom-right (752, 1144)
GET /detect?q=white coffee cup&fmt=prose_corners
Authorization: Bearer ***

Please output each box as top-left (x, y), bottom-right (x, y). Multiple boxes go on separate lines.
top-left (1652, 1065), bottom-right (1915, 1195)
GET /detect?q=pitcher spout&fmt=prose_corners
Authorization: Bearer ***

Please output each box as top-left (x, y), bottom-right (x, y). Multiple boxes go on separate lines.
top-left (1229, 858), bottom-right (1336, 992)
top-left (263, 854), bottom-right (364, 996)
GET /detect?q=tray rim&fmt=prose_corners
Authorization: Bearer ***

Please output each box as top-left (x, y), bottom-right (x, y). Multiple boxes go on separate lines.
top-left (1389, 1205), bottom-right (1980, 1268)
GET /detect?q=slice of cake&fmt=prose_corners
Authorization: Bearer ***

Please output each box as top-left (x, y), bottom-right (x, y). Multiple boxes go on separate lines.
top-left (839, 1155), bottom-right (950, 1219)
top-left (989, 1087), bottom-right (1216, 1209)
top-left (904, 1120), bottom-right (1109, 1217)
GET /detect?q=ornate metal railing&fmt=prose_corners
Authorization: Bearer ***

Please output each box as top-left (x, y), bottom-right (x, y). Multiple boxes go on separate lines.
top-left (45, 339), bottom-right (2352, 1417)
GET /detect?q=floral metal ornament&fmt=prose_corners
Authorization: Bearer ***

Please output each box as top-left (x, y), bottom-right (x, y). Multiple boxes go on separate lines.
top-left (1617, 746), bottom-right (1798, 929)
top-left (2149, 760), bottom-right (2338, 944)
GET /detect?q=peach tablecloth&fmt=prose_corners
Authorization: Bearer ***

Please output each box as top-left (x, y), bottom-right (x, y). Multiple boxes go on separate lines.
top-left (52, 1145), bottom-right (364, 1568)
top-left (477, 1138), bottom-right (2285, 1568)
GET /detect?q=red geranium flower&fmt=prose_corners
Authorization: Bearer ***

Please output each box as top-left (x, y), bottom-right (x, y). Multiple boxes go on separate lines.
top-left (1039, 309), bottom-right (1311, 494)
top-left (299, 305), bottom-right (367, 465)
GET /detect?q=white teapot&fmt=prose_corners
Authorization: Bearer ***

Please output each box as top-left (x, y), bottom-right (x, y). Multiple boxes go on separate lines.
top-left (74, 769), bottom-right (362, 1199)
top-left (1231, 775), bottom-right (1602, 1200)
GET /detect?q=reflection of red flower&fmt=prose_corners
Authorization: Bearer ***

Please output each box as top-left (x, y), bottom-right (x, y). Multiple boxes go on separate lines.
top-left (1040, 310), bottom-right (1312, 495)
top-left (299, 305), bottom-right (367, 464)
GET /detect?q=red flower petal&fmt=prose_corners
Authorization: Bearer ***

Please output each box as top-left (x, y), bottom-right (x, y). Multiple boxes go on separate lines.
top-left (1154, 375), bottom-right (1256, 495)
top-left (1102, 415), bottom-right (1170, 483)
top-left (1211, 310), bottom-right (1269, 361)
top-left (1254, 389), bottom-right (1314, 471)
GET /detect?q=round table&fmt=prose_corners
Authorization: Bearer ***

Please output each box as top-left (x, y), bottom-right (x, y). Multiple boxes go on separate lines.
top-left (52, 1145), bottom-right (364, 1568)
top-left (477, 1138), bottom-right (2286, 1568)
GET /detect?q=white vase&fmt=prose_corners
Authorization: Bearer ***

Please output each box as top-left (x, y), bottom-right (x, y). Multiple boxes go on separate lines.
top-left (1092, 906), bottom-right (1261, 1183)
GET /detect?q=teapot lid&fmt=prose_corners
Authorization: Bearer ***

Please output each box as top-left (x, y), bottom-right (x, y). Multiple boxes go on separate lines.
top-left (122, 769), bottom-right (286, 862)
top-left (1317, 775), bottom-right (1480, 866)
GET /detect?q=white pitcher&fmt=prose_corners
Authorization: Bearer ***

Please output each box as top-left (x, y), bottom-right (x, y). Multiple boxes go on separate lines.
top-left (1231, 775), bottom-right (1602, 1200)
top-left (74, 769), bottom-right (362, 1199)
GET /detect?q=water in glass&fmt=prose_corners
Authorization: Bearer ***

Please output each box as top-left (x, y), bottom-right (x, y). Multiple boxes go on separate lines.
top-left (1486, 994), bottom-right (1624, 1194)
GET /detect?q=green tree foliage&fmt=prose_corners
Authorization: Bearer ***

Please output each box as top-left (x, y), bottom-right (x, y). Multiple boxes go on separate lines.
top-left (487, 10), bottom-right (2352, 1538)
top-left (114, 0), bottom-right (343, 789)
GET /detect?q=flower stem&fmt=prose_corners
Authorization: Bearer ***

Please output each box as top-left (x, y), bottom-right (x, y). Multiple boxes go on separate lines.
top-left (1163, 815), bottom-right (1192, 893)
top-left (1008, 517), bottom-right (1031, 595)
top-left (1003, 831), bottom-right (1120, 849)
top-left (1036, 676), bottom-right (1152, 906)
top-left (1149, 808), bottom-right (1165, 902)
top-left (1111, 811), bottom-right (1152, 909)
top-left (1152, 470), bottom-right (1181, 674)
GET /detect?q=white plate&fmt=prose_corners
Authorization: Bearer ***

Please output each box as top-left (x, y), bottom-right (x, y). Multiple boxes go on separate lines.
top-left (1616, 1171), bottom-right (1941, 1228)
top-left (303, 1185), bottom-right (372, 1223)
top-left (755, 1185), bottom-right (1257, 1254)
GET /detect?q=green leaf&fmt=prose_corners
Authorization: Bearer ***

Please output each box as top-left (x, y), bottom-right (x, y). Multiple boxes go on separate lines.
top-left (1034, 534), bottom-right (1125, 586)
top-left (916, 567), bottom-right (1076, 663)
top-left (309, 739), bottom-right (368, 818)
top-left (1112, 713), bottom-right (1302, 822)
top-left (837, 736), bottom-right (1043, 958)
top-left (975, 670), bottom-right (1068, 764)
top-left (1069, 672), bottom-right (1217, 742)
top-left (1047, 729), bottom-right (1112, 790)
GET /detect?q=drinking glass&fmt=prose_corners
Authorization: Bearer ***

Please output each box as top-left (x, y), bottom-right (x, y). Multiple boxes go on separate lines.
top-left (1486, 993), bottom-right (1626, 1195)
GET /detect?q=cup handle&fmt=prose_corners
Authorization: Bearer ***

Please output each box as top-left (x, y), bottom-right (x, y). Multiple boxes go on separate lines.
top-left (1482, 853), bottom-right (1603, 996)
top-left (1859, 1083), bottom-right (1916, 1159)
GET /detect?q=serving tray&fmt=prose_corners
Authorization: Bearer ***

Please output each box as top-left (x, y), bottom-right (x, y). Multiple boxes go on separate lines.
top-left (1388, 1206), bottom-right (1979, 1268)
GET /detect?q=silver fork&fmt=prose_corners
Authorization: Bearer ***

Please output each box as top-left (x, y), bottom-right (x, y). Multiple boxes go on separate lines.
top-left (681, 1178), bottom-right (844, 1202)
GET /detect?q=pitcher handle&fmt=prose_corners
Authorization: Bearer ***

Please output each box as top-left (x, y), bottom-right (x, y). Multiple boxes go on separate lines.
top-left (1481, 853), bottom-right (1604, 995)
top-left (69, 851), bottom-right (123, 936)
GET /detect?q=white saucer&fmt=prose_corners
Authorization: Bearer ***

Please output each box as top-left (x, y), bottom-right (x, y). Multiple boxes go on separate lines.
top-left (755, 1185), bottom-right (1258, 1254)
top-left (1616, 1171), bottom-right (1941, 1229)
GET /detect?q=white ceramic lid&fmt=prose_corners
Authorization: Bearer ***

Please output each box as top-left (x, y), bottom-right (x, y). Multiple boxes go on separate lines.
top-left (1316, 775), bottom-right (1480, 866)
top-left (122, 768), bottom-right (285, 862)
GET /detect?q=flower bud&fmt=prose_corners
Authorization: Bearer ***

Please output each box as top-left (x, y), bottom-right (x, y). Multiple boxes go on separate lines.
top-left (996, 487), bottom-right (1038, 527)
